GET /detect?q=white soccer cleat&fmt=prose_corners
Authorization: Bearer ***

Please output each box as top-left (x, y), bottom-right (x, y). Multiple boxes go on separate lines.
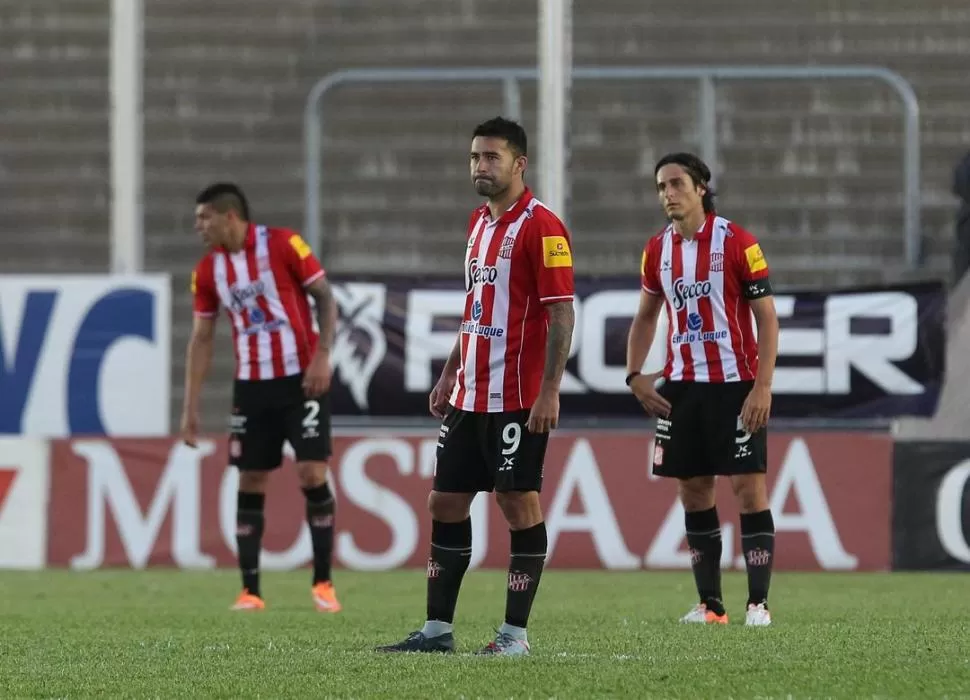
top-left (475, 632), bottom-right (531, 657)
top-left (745, 602), bottom-right (772, 626)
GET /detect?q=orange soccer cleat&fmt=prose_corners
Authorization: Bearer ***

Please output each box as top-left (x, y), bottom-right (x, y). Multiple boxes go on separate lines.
top-left (311, 581), bottom-right (342, 613)
top-left (230, 589), bottom-right (266, 611)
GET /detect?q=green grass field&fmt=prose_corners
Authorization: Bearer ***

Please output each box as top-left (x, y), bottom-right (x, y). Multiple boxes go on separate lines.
top-left (0, 570), bottom-right (967, 699)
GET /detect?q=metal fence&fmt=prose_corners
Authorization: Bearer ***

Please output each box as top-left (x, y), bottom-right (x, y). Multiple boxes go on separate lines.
top-left (303, 65), bottom-right (921, 269)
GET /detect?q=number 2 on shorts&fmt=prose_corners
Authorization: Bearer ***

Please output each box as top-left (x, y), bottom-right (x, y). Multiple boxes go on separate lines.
top-left (304, 400), bottom-right (320, 429)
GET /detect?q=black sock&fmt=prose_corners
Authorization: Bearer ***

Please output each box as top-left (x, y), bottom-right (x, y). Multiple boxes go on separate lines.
top-left (684, 507), bottom-right (724, 615)
top-left (741, 509), bottom-right (775, 606)
top-left (304, 483), bottom-right (335, 585)
top-left (236, 491), bottom-right (265, 597)
top-left (504, 522), bottom-right (548, 629)
top-left (426, 519), bottom-right (472, 624)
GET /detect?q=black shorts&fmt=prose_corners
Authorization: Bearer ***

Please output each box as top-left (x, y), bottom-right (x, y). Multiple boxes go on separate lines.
top-left (651, 380), bottom-right (767, 479)
top-left (228, 374), bottom-right (332, 471)
top-left (433, 407), bottom-right (549, 494)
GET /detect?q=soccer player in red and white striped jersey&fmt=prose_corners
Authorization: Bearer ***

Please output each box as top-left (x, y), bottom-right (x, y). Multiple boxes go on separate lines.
top-left (378, 118), bottom-right (576, 657)
top-left (625, 154), bottom-right (780, 627)
top-left (180, 183), bottom-right (341, 615)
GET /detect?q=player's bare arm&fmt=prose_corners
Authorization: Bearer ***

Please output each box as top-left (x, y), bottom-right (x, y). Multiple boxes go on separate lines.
top-left (304, 276), bottom-right (337, 397)
top-left (528, 300), bottom-right (575, 433)
top-left (625, 290), bottom-right (673, 417)
top-left (430, 333), bottom-right (461, 418)
top-left (740, 295), bottom-right (779, 434)
top-left (181, 314), bottom-right (216, 447)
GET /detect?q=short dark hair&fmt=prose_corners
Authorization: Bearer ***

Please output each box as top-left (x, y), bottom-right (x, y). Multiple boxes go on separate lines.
top-left (472, 117), bottom-right (528, 158)
top-left (654, 152), bottom-right (717, 214)
top-left (196, 182), bottom-right (250, 221)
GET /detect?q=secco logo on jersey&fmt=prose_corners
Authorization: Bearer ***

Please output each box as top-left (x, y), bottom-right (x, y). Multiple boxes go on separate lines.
top-left (467, 260), bottom-right (499, 288)
top-left (671, 278), bottom-right (712, 311)
top-left (229, 281), bottom-right (266, 312)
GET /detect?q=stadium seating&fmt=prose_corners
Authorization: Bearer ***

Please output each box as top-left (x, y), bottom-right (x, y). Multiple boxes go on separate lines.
top-left (1, 0), bottom-right (966, 429)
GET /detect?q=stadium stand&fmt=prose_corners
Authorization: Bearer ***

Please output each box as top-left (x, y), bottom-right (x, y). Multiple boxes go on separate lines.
top-left (1, 0), bottom-right (966, 430)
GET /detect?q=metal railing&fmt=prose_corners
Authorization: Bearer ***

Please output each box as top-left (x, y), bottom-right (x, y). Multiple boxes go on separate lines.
top-left (304, 65), bottom-right (921, 268)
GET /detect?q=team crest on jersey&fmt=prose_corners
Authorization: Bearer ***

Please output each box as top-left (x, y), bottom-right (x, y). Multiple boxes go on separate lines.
top-left (709, 252), bottom-right (724, 272)
top-left (498, 234), bottom-right (516, 259)
top-left (330, 283), bottom-right (388, 410)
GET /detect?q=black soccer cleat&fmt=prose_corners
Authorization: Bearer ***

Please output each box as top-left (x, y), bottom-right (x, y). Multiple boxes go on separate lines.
top-left (375, 630), bottom-right (455, 654)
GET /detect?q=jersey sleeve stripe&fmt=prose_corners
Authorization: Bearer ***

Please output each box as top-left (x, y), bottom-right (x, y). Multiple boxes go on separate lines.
top-left (643, 285), bottom-right (661, 295)
top-left (540, 294), bottom-right (574, 303)
top-left (194, 310), bottom-right (217, 318)
top-left (301, 270), bottom-right (325, 287)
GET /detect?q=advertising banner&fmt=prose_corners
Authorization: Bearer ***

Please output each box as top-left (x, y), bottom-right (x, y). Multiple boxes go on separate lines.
top-left (893, 441), bottom-right (970, 571)
top-left (325, 277), bottom-right (945, 419)
top-left (0, 275), bottom-right (171, 436)
top-left (0, 437), bottom-right (49, 569)
top-left (45, 430), bottom-right (892, 572)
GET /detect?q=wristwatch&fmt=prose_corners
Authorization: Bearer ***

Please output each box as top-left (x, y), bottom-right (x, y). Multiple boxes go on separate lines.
top-left (625, 371), bottom-right (640, 387)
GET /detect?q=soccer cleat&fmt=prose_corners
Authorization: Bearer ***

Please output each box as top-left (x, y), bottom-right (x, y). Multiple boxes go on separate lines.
top-left (680, 603), bottom-right (728, 625)
top-left (311, 581), bottom-right (342, 613)
top-left (475, 631), bottom-right (531, 657)
top-left (745, 602), bottom-right (772, 626)
top-left (231, 589), bottom-right (265, 611)
top-left (375, 630), bottom-right (455, 654)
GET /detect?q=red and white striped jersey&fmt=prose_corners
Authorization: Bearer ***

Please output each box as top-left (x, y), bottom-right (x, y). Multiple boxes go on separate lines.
top-left (641, 213), bottom-right (772, 383)
top-left (191, 224), bottom-right (324, 381)
top-left (450, 188), bottom-right (576, 413)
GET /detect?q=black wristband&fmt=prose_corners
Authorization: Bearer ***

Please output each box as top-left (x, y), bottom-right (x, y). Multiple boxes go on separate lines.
top-left (625, 371), bottom-right (640, 387)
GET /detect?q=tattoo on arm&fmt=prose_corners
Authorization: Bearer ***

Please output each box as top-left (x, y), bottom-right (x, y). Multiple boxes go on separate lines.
top-left (307, 277), bottom-right (336, 351)
top-left (543, 301), bottom-right (575, 384)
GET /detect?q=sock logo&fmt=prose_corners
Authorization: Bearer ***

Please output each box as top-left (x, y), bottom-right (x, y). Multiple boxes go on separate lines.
top-left (507, 572), bottom-right (533, 592)
top-left (688, 547), bottom-right (703, 565)
top-left (746, 547), bottom-right (772, 566)
top-left (427, 560), bottom-right (442, 579)
top-left (310, 514), bottom-right (334, 528)
top-left (236, 523), bottom-right (254, 537)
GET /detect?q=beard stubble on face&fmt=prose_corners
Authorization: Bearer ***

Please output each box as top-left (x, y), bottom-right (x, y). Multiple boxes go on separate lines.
top-left (474, 177), bottom-right (507, 198)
